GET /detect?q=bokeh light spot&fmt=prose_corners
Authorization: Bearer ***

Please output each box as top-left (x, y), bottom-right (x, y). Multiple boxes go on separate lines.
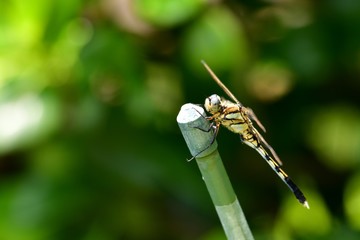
top-left (307, 105), bottom-right (360, 171)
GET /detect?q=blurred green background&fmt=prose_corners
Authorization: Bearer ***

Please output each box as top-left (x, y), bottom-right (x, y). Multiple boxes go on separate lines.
top-left (1, 0), bottom-right (360, 239)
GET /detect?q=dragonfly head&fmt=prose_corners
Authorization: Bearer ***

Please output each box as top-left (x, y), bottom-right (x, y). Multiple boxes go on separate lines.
top-left (204, 94), bottom-right (222, 114)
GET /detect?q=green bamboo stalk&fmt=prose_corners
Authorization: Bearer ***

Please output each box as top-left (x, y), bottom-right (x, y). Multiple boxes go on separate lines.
top-left (177, 103), bottom-right (254, 240)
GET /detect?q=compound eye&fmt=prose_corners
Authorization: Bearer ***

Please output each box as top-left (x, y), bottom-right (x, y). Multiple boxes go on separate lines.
top-left (204, 94), bottom-right (221, 113)
top-left (211, 94), bottom-right (221, 106)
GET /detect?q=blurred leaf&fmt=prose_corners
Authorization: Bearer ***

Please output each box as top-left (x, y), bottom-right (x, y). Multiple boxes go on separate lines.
top-left (29, 141), bottom-right (80, 180)
top-left (81, 27), bottom-right (144, 102)
top-left (0, 179), bottom-right (52, 240)
top-left (0, 1), bottom-right (88, 89)
top-left (134, 0), bottom-right (204, 27)
top-left (274, 188), bottom-right (332, 238)
top-left (201, 227), bottom-right (226, 240)
top-left (307, 105), bottom-right (360, 171)
top-left (125, 63), bottom-right (183, 130)
top-left (281, 27), bottom-right (330, 84)
top-left (182, 6), bottom-right (249, 74)
top-left (250, 1), bottom-right (312, 42)
top-left (326, 0), bottom-right (360, 22)
top-left (344, 173), bottom-right (360, 230)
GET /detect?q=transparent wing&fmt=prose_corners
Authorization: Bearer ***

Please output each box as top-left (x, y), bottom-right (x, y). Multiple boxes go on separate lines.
top-left (245, 107), bottom-right (267, 133)
top-left (201, 61), bottom-right (268, 133)
top-left (201, 60), bottom-right (244, 107)
top-left (254, 128), bottom-right (283, 166)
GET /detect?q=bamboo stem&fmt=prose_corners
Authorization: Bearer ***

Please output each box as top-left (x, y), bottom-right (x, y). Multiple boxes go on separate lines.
top-left (177, 103), bottom-right (254, 240)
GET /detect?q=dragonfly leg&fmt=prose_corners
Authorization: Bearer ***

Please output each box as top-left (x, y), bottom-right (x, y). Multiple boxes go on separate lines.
top-left (189, 106), bottom-right (215, 132)
top-left (192, 120), bottom-right (215, 132)
top-left (187, 122), bottom-right (220, 162)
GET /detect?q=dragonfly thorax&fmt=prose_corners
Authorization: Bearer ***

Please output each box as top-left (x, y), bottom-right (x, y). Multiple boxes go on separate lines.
top-left (204, 94), bottom-right (222, 114)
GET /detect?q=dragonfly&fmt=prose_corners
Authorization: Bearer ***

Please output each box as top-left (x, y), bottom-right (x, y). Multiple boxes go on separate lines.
top-left (194, 60), bottom-right (309, 209)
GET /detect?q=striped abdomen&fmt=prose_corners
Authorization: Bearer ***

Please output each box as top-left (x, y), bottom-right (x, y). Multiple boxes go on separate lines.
top-left (213, 105), bottom-right (309, 208)
top-left (241, 128), bottom-right (308, 208)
